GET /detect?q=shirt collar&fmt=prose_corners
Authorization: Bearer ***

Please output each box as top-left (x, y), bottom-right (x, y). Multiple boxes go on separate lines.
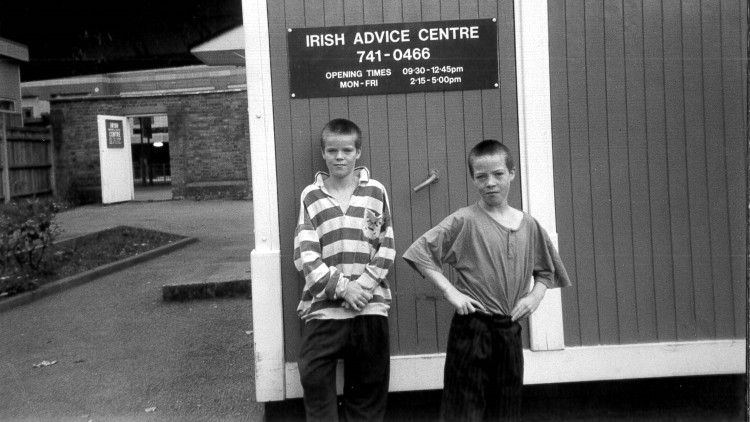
top-left (313, 166), bottom-right (370, 188)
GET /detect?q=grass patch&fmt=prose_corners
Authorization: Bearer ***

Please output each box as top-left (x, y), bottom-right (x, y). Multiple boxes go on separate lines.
top-left (1, 226), bottom-right (185, 299)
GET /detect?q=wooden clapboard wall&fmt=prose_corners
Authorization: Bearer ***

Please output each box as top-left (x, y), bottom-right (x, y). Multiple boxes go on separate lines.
top-left (549, 0), bottom-right (747, 347)
top-left (268, 0), bottom-right (521, 361)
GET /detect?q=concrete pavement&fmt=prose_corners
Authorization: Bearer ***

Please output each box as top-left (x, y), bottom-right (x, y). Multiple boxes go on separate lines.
top-left (55, 198), bottom-right (253, 300)
top-left (0, 199), bottom-right (263, 421)
top-left (133, 184), bottom-right (173, 202)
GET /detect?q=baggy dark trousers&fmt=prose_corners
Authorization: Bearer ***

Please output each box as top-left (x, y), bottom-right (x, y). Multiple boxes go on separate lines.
top-left (298, 315), bottom-right (390, 422)
top-left (440, 313), bottom-right (523, 422)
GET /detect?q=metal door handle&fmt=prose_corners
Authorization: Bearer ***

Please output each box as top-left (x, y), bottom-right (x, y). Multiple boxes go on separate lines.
top-left (413, 169), bottom-right (440, 192)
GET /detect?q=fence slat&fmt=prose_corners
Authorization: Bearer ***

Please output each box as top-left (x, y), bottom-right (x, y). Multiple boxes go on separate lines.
top-left (1, 123), bottom-right (54, 201)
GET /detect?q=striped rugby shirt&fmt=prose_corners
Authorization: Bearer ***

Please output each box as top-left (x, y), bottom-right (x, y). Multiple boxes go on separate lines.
top-left (294, 167), bottom-right (395, 321)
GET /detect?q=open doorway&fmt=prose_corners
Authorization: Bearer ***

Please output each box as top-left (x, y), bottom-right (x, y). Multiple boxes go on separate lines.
top-left (128, 114), bottom-right (171, 201)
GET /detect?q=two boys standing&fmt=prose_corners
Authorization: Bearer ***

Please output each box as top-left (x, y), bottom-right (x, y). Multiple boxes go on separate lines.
top-left (294, 119), bottom-right (571, 421)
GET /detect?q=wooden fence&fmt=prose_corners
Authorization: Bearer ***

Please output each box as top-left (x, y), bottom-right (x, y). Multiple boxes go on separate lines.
top-left (0, 113), bottom-right (55, 203)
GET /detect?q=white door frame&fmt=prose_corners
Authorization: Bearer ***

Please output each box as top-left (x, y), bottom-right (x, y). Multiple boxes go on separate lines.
top-left (242, 0), bottom-right (284, 402)
top-left (513, 0), bottom-right (566, 352)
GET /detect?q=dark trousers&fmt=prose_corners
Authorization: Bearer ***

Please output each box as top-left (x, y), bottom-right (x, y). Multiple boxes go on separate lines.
top-left (298, 316), bottom-right (390, 422)
top-left (440, 313), bottom-right (523, 422)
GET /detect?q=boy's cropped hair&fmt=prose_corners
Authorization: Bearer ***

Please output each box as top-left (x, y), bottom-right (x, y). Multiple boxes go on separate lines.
top-left (320, 118), bottom-right (362, 150)
top-left (467, 139), bottom-right (515, 178)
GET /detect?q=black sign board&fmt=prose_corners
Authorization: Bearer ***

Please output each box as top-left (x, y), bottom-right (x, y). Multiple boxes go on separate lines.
top-left (287, 19), bottom-right (498, 98)
top-left (105, 119), bottom-right (124, 149)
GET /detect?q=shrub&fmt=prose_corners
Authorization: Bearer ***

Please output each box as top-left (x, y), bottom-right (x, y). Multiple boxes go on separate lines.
top-left (0, 199), bottom-right (61, 295)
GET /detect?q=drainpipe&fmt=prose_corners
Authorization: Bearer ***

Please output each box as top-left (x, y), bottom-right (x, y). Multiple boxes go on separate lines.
top-left (1, 114), bottom-right (10, 203)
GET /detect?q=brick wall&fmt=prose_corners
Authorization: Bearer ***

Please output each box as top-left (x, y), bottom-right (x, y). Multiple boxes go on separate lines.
top-left (49, 90), bottom-right (251, 203)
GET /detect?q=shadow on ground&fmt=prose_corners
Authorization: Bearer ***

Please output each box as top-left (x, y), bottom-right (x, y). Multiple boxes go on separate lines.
top-left (265, 374), bottom-right (746, 421)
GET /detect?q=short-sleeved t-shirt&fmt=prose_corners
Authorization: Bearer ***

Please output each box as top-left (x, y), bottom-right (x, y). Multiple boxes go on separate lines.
top-left (403, 203), bottom-right (571, 315)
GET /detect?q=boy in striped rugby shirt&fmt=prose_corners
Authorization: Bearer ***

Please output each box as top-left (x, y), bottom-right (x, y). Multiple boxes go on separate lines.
top-left (294, 118), bottom-right (395, 422)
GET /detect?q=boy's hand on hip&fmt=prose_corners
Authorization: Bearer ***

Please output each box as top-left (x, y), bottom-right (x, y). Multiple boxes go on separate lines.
top-left (342, 282), bottom-right (373, 311)
top-left (511, 286), bottom-right (546, 321)
top-left (444, 286), bottom-right (487, 315)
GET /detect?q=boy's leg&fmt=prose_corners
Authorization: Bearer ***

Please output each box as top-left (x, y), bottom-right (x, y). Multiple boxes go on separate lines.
top-left (485, 319), bottom-right (524, 421)
top-left (298, 319), bottom-right (349, 422)
top-left (440, 314), bottom-right (492, 422)
top-left (341, 315), bottom-right (390, 422)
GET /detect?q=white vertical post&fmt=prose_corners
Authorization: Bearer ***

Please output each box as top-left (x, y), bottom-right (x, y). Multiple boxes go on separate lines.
top-left (242, 0), bottom-right (285, 401)
top-left (514, 0), bottom-right (566, 351)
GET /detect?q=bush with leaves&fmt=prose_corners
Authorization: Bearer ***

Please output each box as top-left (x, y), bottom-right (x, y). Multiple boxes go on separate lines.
top-left (0, 199), bottom-right (61, 295)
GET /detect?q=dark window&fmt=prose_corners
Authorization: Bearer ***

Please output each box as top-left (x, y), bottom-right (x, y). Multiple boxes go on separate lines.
top-left (0, 98), bottom-right (15, 112)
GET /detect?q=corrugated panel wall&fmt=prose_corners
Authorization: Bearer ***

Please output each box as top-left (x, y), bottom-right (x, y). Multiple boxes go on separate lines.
top-left (549, 0), bottom-right (747, 346)
top-left (269, 0), bottom-right (520, 361)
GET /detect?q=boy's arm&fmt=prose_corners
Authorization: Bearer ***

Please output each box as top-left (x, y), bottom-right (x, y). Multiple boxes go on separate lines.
top-left (354, 190), bottom-right (396, 291)
top-left (354, 225), bottom-right (396, 290)
top-left (418, 265), bottom-right (487, 315)
top-left (294, 202), bottom-right (371, 310)
top-left (509, 218), bottom-right (571, 320)
top-left (510, 282), bottom-right (547, 321)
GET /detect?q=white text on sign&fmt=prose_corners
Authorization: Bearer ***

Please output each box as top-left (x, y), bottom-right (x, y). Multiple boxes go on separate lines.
top-left (305, 26), bottom-right (479, 47)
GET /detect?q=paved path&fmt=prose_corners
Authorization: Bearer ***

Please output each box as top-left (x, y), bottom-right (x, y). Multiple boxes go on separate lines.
top-left (56, 199), bottom-right (253, 285)
top-left (1, 200), bottom-right (263, 421)
top-left (133, 184), bottom-right (172, 202)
